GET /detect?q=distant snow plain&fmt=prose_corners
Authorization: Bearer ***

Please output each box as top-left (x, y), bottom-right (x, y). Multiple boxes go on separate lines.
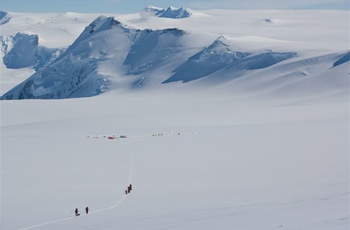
top-left (0, 7), bottom-right (349, 230)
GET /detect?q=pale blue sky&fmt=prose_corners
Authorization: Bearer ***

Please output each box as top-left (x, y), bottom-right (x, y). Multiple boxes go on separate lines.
top-left (1, 0), bottom-right (348, 13)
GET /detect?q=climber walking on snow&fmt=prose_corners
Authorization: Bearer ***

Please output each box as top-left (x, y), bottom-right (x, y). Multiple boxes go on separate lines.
top-left (128, 184), bottom-right (132, 193)
top-left (75, 208), bottom-right (80, 216)
top-left (125, 184), bottom-right (133, 195)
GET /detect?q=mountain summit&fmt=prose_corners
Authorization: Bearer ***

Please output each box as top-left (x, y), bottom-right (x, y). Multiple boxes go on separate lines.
top-left (143, 6), bottom-right (192, 18)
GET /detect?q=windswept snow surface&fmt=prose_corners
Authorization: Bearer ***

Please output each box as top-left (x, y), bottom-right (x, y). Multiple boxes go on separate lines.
top-left (0, 8), bottom-right (349, 230)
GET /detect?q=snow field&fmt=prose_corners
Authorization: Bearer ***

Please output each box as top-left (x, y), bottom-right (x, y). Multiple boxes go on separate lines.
top-left (1, 91), bottom-right (349, 229)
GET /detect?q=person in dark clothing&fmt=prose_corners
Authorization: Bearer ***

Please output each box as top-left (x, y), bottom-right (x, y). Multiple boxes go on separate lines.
top-left (75, 208), bottom-right (79, 216)
top-left (85, 207), bottom-right (89, 214)
top-left (127, 184), bottom-right (132, 193)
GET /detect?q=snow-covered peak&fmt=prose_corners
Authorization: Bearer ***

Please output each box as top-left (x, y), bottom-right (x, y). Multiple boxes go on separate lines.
top-left (67, 15), bottom-right (134, 54)
top-left (207, 35), bottom-right (232, 51)
top-left (0, 10), bottom-right (11, 24)
top-left (194, 35), bottom-right (243, 60)
top-left (142, 6), bottom-right (192, 18)
top-left (159, 6), bottom-right (192, 18)
top-left (168, 6), bottom-right (178, 11)
top-left (162, 36), bottom-right (248, 83)
top-left (143, 5), bottom-right (165, 15)
top-left (81, 16), bottom-right (121, 35)
top-left (0, 10), bottom-right (7, 19)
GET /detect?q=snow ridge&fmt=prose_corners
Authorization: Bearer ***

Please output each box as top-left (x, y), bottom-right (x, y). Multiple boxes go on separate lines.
top-left (143, 5), bottom-right (165, 15)
top-left (163, 36), bottom-right (296, 83)
top-left (143, 6), bottom-right (192, 18)
top-left (71, 16), bottom-right (122, 48)
top-left (333, 51), bottom-right (350, 68)
top-left (160, 6), bottom-right (192, 18)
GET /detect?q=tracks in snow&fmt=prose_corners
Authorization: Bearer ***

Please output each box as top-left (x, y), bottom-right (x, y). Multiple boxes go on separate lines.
top-left (16, 138), bottom-right (137, 230)
top-left (16, 132), bottom-right (190, 230)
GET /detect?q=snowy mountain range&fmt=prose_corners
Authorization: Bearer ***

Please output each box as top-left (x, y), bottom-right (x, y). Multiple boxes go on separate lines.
top-left (0, 7), bottom-right (348, 99)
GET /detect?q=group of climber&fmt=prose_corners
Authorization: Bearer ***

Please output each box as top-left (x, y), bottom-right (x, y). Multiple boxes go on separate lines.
top-left (74, 184), bottom-right (133, 216)
top-left (75, 207), bottom-right (89, 216)
top-left (125, 184), bottom-right (132, 195)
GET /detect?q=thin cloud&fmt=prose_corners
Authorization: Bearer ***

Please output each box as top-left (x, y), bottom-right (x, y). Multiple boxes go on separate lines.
top-left (185, 0), bottom-right (349, 10)
top-left (98, 0), bottom-right (122, 4)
